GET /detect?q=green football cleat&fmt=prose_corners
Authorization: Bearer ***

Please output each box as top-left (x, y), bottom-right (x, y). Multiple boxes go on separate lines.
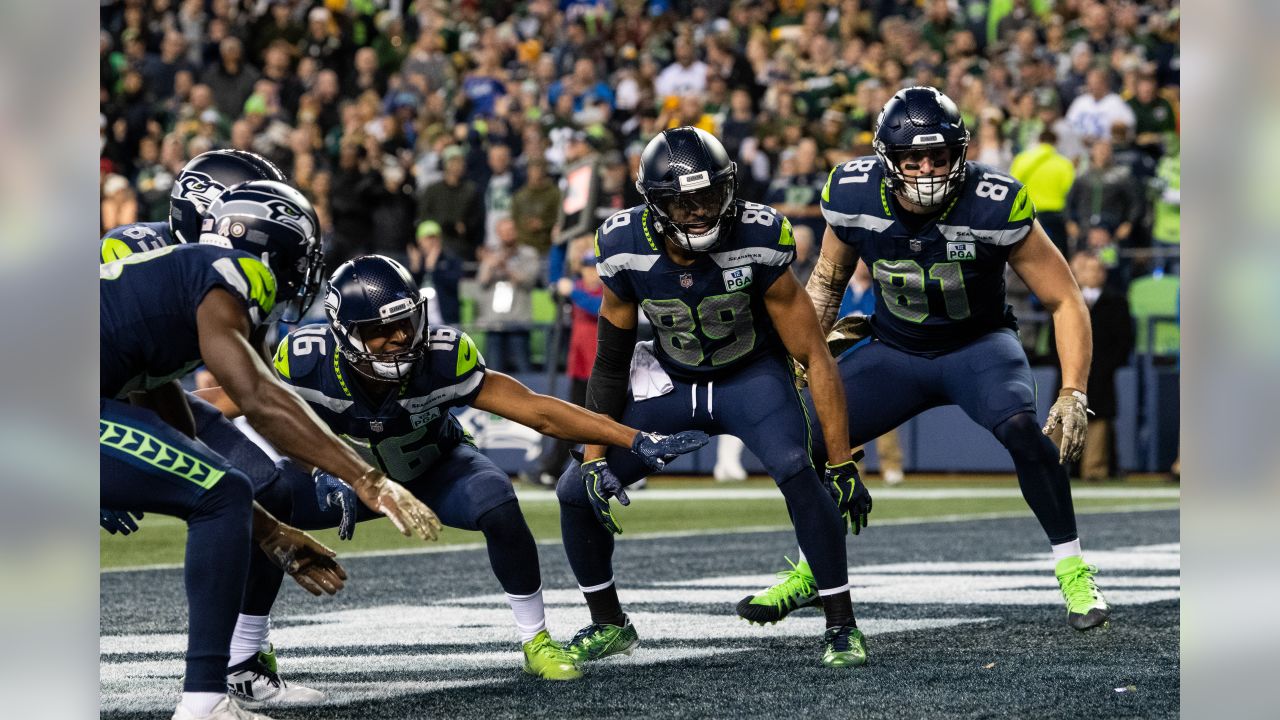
top-left (736, 557), bottom-right (820, 625)
top-left (822, 624), bottom-right (868, 667)
top-left (521, 630), bottom-right (582, 680)
top-left (1056, 556), bottom-right (1111, 630)
top-left (565, 614), bottom-right (640, 662)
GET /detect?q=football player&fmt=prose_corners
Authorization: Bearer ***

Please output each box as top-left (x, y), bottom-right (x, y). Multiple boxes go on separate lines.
top-left (741, 86), bottom-right (1110, 632)
top-left (98, 150), bottom-right (333, 708)
top-left (556, 127), bottom-right (873, 668)
top-left (218, 254), bottom-right (708, 682)
top-left (101, 181), bottom-right (440, 720)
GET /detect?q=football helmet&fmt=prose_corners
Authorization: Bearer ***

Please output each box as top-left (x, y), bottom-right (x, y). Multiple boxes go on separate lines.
top-left (324, 255), bottom-right (427, 381)
top-left (635, 126), bottom-right (738, 252)
top-left (873, 86), bottom-right (970, 209)
top-left (200, 180), bottom-right (323, 323)
top-left (170, 149), bottom-right (286, 244)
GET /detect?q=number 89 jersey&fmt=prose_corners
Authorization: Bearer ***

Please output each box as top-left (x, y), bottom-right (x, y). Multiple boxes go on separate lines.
top-left (820, 157), bottom-right (1037, 356)
top-left (595, 200), bottom-right (797, 382)
top-left (272, 324), bottom-right (486, 482)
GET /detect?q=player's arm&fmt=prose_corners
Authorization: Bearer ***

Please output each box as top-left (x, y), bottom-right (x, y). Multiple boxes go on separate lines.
top-left (473, 371), bottom-right (637, 448)
top-left (581, 284), bottom-right (639, 463)
top-left (250, 501), bottom-right (347, 596)
top-left (1008, 220), bottom-right (1093, 463)
top-left (804, 227), bottom-right (860, 334)
top-left (196, 288), bottom-right (441, 540)
top-left (131, 380), bottom-right (196, 438)
top-left (765, 270), bottom-right (851, 465)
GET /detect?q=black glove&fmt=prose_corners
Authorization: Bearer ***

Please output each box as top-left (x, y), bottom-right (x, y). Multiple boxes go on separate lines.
top-left (824, 453), bottom-right (871, 535)
top-left (582, 458), bottom-right (629, 534)
top-left (630, 430), bottom-right (710, 472)
top-left (100, 509), bottom-right (143, 535)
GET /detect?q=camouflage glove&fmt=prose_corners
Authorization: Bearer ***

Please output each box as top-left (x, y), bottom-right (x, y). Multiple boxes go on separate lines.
top-left (1043, 388), bottom-right (1091, 464)
top-left (790, 356), bottom-right (809, 389)
top-left (582, 458), bottom-right (628, 534)
top-left (824, 450), bottom-right (871, 535)
top-left (257, 523), bottom-right (349, 596)
top-left (314, 469), bottom-right (358, 540)
top-left (353, 469), bottom-right (442, 541)
top-left (100, 509), bottom-right (144, 536)
top-left (631, 430), bottom-right (711, 472)
top-left (826, 315), bottom-right (873, 357)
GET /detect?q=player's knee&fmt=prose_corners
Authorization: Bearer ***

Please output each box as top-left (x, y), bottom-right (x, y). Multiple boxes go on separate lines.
top-left (770, 446), bottom-right (815, 484)
top-left (555, 462), bottom-right (589, 507)
top-left (993, 412), bottom-right (1055, 463)
top-left (253, 470), bottom-right (293, 523)
top-left (195, 467), bottom-right (254, 517)
top-left (477, 499), bottom-right (533, 540)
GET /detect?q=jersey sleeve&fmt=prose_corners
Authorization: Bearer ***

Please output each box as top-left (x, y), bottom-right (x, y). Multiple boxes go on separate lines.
top-left (740, 204), bottom-right (797, 290)
top-left (271, 326), bottom-right (329, 387)
top-left (426, 327), bottom-right (488, 408)
top-left (819, 157), bottom-right (890, 247)
top-left (204, 251), bottom-right (280, 328)
top-left (593, 208), bottom-right (654, 303)
top-left (100, 222), bottom-right (170, 263)
top-left (942, 164), bottom-right (1037, 247)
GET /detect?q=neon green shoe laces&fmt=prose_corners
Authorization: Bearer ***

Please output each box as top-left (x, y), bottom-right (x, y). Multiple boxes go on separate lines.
top-left (751, 557), bottom-right (817, 609)
top-left (522, 631), bottom-right (582, 681)
top-left (1056, 557), bottom-right (1106, 614)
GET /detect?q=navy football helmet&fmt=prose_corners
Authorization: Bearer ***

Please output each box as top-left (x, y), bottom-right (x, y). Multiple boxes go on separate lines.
top-left (635, 126), bottom-right (738, 252)
top-left (873, 86), bottom-right (970, 209)
top-left (170, 149), bottom-right (286, 244)
top-left (200, 180), bottom-right (323, 323)
top-left (324, 255), bottom-right (427, 381)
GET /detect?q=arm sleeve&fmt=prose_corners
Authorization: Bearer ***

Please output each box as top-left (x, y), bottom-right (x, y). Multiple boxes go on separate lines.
top-left (584, 316), bottom-right (636, 421)
top-left (805, 252), bottom-right (856, 333)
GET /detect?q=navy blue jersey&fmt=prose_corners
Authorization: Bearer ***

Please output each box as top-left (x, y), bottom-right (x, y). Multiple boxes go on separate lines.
top-left (820, 158), bottom-right (1036, 356)
top-left (272, 325), bottom-right (486, 483)
top-left (100, 243), bottom-right (279, 399)
top-left (595, 200), bottom-right (796, 381)
top-left (100, 221), bottom-right (174, 263)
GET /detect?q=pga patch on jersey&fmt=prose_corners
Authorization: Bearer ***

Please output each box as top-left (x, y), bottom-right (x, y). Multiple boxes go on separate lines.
top-left (411, 407), bottom-right (442, 428)
top-left (723, 265), bottom-right (753, 291)
top-left (946, 241), bottom-right (976, 261)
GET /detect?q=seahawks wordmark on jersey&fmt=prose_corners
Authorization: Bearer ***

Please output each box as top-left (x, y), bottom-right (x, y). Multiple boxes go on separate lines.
top-left (273, 325), bottom-right (485, 483)
top-left (594, 200), bottom-right (797, 381)
top-left (820, 158), bottom-right (1036, 356)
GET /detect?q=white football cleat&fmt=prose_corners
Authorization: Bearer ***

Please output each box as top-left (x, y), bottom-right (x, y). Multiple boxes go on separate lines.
top-left (171, 696), bottom-right (274, 720)
top-left (883, 468), bottom-right (905, 486)
top-left (714, 435), bottom-right (747, 482)
top-left (226, 649), bottom-right (325, 709)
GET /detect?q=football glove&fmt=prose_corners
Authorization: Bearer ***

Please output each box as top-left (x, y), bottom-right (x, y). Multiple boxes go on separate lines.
top-left (257, 523), bottom-right (348, 596)
top-left (825, 450), bottom-right (871, 535)
top-left (631, 430), bottom-right (711, 472)
top-left (353, 469), bottom-right (442, 541)
top-left (100, 509), bottom-right (143, 536)
top-left (314, 469), bottom-right (358, 540)
top-left (1042, 388), bottom-right (1091, 464)
top-left (582, 458), bottom-right (629, 534)
top-left (826, 315), bottom-right (873, 357)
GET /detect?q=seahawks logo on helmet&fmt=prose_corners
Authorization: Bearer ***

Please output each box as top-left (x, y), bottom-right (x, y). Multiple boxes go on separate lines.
top-left (173, 171), bottom-right (225, 215)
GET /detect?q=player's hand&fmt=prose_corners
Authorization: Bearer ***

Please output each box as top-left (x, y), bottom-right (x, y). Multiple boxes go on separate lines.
top-left (257, 523), bottom-right (349, 596)
top-left (354, 470), bottom-right (442, 541)
top-left (100, 509), bottom-right (144, 535)
top-left (824, 454), bottom-right (872, 535)
top-left (582, 458), bottom-right (628, 534)
top-left (790, 356), bottom-right (808, 389)
top-left (1043, 389), bottom-right (1090, 464)
top-left (826, 315), bottom-right (873, 357)
top-left (313, 470), bottom-right (358, 541)
top-left (631, 430), bottom-right (710, 472)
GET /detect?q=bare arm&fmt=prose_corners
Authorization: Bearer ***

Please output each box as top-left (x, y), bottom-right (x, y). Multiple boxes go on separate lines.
top-left (804, 227), bottom-right (859, 333)
top-left (1008, 220), bottom-right (1092, 393)
top-left (767, 270), bottom-right (851, 464)
top-left (472, 371), bottom-right (638, 448)
top-left (582, 285), bottom-right (639, 463)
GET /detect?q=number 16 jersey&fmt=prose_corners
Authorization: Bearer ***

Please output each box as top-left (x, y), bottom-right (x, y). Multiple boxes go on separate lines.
top-left (594, 200), bottom-right (797, 382)
top-left (820, 158), bottom-right (1037, 357)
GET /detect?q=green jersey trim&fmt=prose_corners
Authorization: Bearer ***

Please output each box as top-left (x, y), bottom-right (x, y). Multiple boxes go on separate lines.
top-left (100, 419), bottom-right (226, 489)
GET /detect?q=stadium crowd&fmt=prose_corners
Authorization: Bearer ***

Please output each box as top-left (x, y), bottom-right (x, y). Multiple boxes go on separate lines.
top-left (100, 0), bottom-right (1180, 471)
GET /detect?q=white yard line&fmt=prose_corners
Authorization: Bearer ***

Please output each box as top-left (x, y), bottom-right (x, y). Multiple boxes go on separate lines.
top-left (102, 502), bottom-right (1177, 573)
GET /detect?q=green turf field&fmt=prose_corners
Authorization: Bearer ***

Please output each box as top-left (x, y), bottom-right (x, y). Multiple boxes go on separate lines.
top-left (100, 476), bottom-right (1178, 569)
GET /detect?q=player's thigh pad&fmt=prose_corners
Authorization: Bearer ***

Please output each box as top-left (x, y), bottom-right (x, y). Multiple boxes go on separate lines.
top-left (941, 329), bottom-right (1038, 431)
top-left (100, 398), bottom-right (251, 518)
top-left (187, 391), bottom-right (280, 494)
top-left (713, 355), bottom-right (814, 482)
top-left (408, 444), bottom-right (517, 531)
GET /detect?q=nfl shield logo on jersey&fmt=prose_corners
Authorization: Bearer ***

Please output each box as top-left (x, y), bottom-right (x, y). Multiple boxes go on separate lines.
top-left (722, 266), bottom-right (753, 291)
top-left (369, 420), bottom-right (384, 432)
top-left (680, 273), bottom-right (694, 288)
top-left (909, 238), bottom-right (922, 253)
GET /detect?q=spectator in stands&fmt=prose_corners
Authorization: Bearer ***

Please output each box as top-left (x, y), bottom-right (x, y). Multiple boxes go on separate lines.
top-left (654, 37), bottom-right (707, 102)
top-left (101, 173), bottom-right (137, 234)
top-left (765, 138), bottom-right (825, 244)
top-left (1065, 67), bottom-right (1135, 145)
top-left (1066, 138), bottom-right (1142, 255)
top-left (407, 220), bottom-right (463, 326)
top-left (328, 141), bottom-right (380, 267)
top-left (1051, 252), bottom-right (1134, 482)
top-left (477, 217), bottom-right (541, 373)
top-left (1128, 73), bottom-right (1178, 158)
top-left (300, 5), bottom-right (344, 72)
top-left (510, 156), bottom-right (561, 257)
top-left (420, 145), bottom-right (482, 261)
top-left (202, 36), bottom-right (259, 119)
top-left (369, 158), bottom-right (418, 258)
top-left (481, 143), bottom-right (521, 251)
top-left (1010, 129), bottom-right (1076, 255)
top-left (1150, 139), bottom-right (1180, 253)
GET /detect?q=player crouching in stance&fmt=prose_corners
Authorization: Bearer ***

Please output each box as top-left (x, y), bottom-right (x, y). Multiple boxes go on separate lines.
top-left (742, 86), bottom-right (1110, 632)
top-left (246, 255), bottom-right (709, 681)
top-left (556, 127), bottom-right (873, 668)
top-left (101, 181), bottom-right (439, 720)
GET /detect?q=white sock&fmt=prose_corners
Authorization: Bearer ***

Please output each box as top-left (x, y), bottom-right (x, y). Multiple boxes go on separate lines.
top-left (506, 586), bottom-right (547, 643)
top-left (1051, 539), bottom-right (1083, 565)
top-left (229, 614), bottom-right (271, 666)
top-left (796, 547), bottom-right (807, 565)
top-left (180, 692), bottom-right (224, 717)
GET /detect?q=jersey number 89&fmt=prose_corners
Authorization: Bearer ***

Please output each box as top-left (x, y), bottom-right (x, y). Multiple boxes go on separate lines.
top-left (641, 292), bottom-right (756, 367)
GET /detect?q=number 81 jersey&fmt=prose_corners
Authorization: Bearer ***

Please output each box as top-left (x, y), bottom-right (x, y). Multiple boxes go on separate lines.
top-left (820, 157), bottom-right (1037, 356)
top-left (595, 200), bottom-right (797, 381)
